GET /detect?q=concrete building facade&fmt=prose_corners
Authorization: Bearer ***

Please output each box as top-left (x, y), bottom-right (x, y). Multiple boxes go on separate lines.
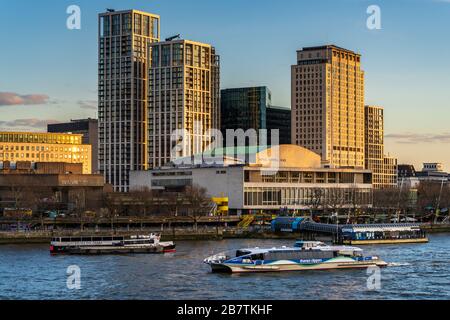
top-left (98, 9), bottom-right (160, 191)
top-left (148, 39), bottom-right (220, 168)
top-left (291, 45), bottom-right (365, 169)
top-left (0, 163), bottom-right (105, 214)
top-left (130, 145), bottom-right (373, 214)
top-left (0, 132), bottom-right (92, 174)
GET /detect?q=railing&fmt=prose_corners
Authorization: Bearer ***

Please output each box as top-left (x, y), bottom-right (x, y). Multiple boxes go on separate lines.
top-left (0, 215), bottom-right (241, 225)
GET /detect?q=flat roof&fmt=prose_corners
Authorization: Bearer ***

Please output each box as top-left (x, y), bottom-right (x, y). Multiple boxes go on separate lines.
top-left (268, 105), bottom-right (291, 111)
top-left (0, 131), bottom-right (83, 137)
top-left (147, 165), bottom-right (371, 174)
top-left (299, 44), bottom-right (360, 56)
top-left (221, 86), bottom-right (270, 92)
top-left (99, 9), bottom-right (160, 18)
top-left (149, 39), bottom-right (212, 47)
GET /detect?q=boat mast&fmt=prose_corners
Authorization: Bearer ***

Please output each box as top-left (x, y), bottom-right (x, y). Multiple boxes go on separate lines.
top-left (434, 177), bottom-right (445, 224)
top-left (396, 177), bottom-right (405, 222)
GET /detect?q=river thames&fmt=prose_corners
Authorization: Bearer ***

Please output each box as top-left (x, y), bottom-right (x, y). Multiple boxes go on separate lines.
top-left (0, 234), bottom-right (449, 300)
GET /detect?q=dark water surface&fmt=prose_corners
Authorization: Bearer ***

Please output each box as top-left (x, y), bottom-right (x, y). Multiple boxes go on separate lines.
top-left (0, 234), bottom-right (449, 300)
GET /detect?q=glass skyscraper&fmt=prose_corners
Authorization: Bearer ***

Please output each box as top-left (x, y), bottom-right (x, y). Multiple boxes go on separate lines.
top-left (221, 86), bottom-right (270, 134)
top-left (221, 86), bottom-right (291, 146)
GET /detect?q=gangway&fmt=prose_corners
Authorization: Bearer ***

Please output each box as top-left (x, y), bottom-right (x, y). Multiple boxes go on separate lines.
top-left (238, 215), bottom-right (255, 228)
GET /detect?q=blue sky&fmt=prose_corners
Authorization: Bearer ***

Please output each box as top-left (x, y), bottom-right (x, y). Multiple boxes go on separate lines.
top-left (1, 0), bottom-right (450, 169)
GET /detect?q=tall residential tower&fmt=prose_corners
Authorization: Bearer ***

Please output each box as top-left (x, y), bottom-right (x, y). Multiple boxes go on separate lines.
top-left (364, 105), bottom-right (397, 188)
top-left (98, 9), bottom-right (160, 191)
top-left (148, 39), bottom-right (220, 168)
top-left (291, 45), bottom-right (365, 168)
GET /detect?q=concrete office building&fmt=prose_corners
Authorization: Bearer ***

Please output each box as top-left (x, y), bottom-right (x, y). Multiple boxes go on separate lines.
top-left (291, 45), bottom-right (365, 169)
top-left (398, 163), bottom-right (449, 191)
top-left (0, 162), bottom-right (104, 213)
top-left (130, 145), bottom-right (373, 214)
top-left (48, 118), bottom-right (99, 173)
top-left (0, 132), bottom-right (92, 174)
top-left (148, 39), bottom-right (220, 168)
top-left (416, 163), bottom-right (449, 183)
top-left (98, 9), bottom-right (160, 191)
top-left (364, 105), bottom-right (397, 188)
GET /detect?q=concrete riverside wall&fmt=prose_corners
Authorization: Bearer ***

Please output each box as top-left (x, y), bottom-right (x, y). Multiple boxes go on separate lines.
top-left (0, 227), bottom-right (303, 244)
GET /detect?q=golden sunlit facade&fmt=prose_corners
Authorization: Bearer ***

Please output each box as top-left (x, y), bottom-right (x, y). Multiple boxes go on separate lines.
top-left (292, 45), bottom-right (365, 169)
top-left (364, 105), bottom-right (397, 188)
top-left (0, 132), bottom-right (92, 174)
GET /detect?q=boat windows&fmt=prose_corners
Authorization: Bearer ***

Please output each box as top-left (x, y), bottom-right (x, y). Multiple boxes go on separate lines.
top-left (236, 250), bottom-right (251, 257)
top-left (250, 254), bottom-right (264, 261)
top-left (264, 250), bottom-right (333, 261)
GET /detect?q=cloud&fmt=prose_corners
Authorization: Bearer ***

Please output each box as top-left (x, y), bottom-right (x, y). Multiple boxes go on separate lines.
top-left (0, 118), bottom-right (60, 131)
top-left (78, 100), bottom-right (98, 110)
top-left (0, 92), bottom-right (50, 106)
top-left (385, 132), bottom-right (450, 144)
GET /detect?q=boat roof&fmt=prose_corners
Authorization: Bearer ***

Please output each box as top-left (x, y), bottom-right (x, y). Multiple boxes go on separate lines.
top-left (341, 223), bottom-right (422, 233)
top-left (300, 222), bottom-right (422, 234)
top-left (237, 244), bottom-right (362, 255)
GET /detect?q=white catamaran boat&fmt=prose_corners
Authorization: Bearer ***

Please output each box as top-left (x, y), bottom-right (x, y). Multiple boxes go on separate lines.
top-left (204, 241), bottom-right (387, 273)
top-left (50, 234), bottom-right (176, 255)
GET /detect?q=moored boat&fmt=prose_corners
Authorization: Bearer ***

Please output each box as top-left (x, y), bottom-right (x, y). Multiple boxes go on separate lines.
top-left (50, 233), bottom-right (176, 255)
top-left (204, 241), bottom-right (387, 273)
top-left (341, 224), bottom-right (428, 245)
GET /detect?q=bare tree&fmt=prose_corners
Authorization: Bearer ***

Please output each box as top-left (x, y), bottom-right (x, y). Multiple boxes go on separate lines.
top-left (325, 188), bottom-right (345, 223)
top-left (130, 187), bottom-right (155, 216)
top-left (103, 192), bottom-right (122, 232)
top-left (184, 185), bottom-right (211, 231)
top-left (344, 184), bottom-right (370, 224)
top-left (417, 181), bottom-right (450, 222)
top-left (373, 187), bottom-right (399, 222)
top-left (307, 188), bottom-right (324, 221)
top-left (164, 192), bottom-right (185, 217)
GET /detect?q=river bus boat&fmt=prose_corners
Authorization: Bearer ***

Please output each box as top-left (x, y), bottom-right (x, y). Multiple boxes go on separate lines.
top-left (50, 234), bottom-right (176, 255)
top-left (204, 241), bottom-right (387, 273)
top-left (340, 224), bottom-right (428, 245)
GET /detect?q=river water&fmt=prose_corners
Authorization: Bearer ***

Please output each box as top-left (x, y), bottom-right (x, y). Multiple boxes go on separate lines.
top-left (0, 234), bottom-right (449, 300)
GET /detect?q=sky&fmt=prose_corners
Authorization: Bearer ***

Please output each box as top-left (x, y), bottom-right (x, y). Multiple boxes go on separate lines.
top-left (0, 0), bottom-right (450, 170)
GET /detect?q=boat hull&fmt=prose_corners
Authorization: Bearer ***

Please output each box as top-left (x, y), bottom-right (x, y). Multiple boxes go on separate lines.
top-left (50, 243), bottom-right (176, 255)
top-left (342, 238), bottom-right (428, 245)
top-left (209, 258), bottom-right (387, 273)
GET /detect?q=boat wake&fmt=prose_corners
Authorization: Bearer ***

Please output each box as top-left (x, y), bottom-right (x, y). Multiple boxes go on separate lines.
top-left (387, 262), bottom-right (411, 267)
